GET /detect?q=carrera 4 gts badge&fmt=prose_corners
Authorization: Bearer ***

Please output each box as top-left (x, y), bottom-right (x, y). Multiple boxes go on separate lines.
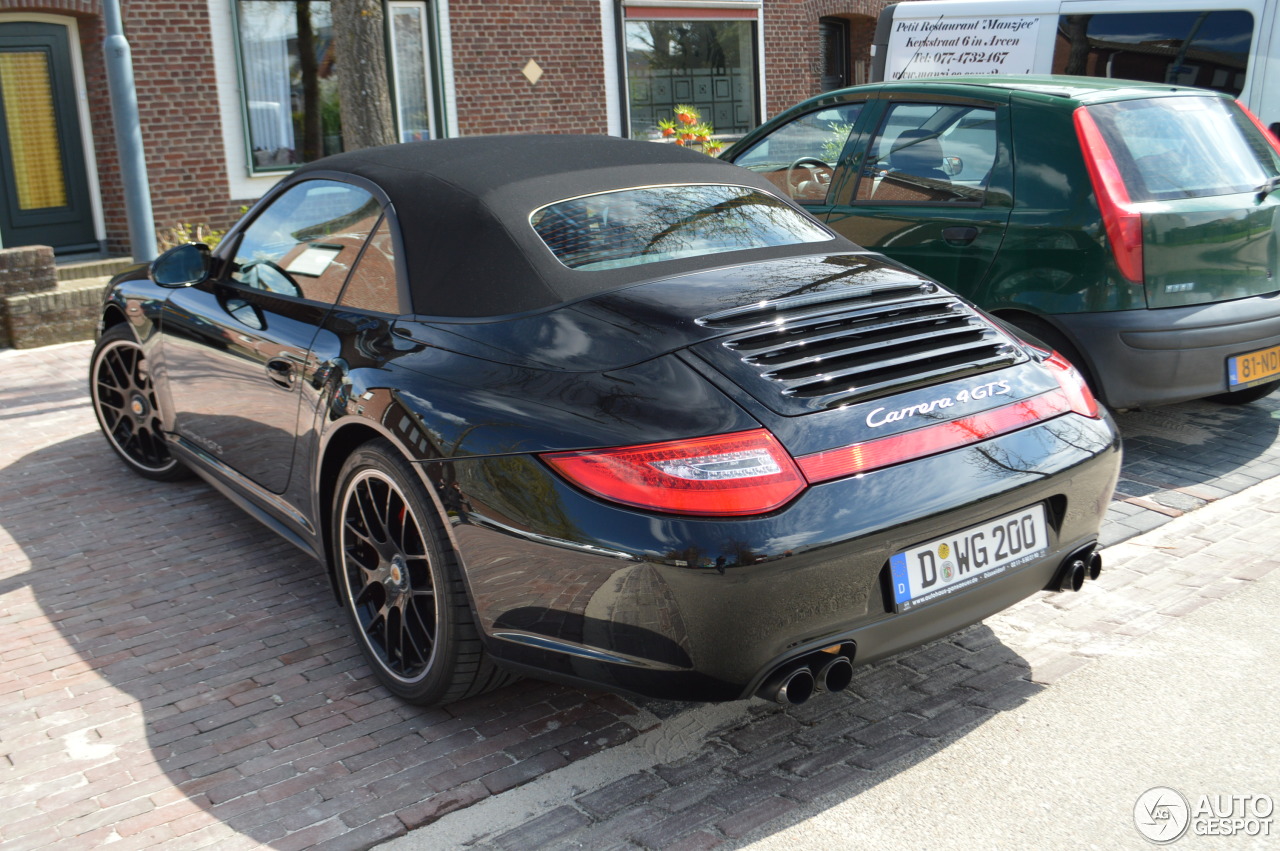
top-left (181, 430), bottom-right (223, 456)
top-left (865, 379), bottom-right (1012, 428)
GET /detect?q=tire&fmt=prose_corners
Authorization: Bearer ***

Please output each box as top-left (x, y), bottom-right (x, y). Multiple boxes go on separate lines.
top-left (332, 440), bottom-right (513, 705)
top-left (1002, 314), bottom-right (1105, 403)
top-left (1207, 378), bottom-right (1280, 405)
top-left (89, 324), bottom-right (189, 481)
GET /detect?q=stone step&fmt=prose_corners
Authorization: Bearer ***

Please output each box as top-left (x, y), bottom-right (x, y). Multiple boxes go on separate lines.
top-left (3, 277), bottom-right (108, 349)
top-left (56, 255), bottom-right (137, 283)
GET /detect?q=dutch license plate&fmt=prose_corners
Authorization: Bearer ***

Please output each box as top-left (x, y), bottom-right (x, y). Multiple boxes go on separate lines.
top-left (889, 505), bottom-right (1048, 613)
top-left (1227, 344), bottom-right (1280, 388)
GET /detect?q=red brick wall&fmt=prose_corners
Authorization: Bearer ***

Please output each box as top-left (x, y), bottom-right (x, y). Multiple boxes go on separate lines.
top-left (116, 1), bottom-right (242, 251)
top-left (1, 0), bottom-right (906, 257)
top-left (762, 0), bottom-right (890, 119)
top-left (1, 1), bottom-right (240, 254)
top-left (447, 0), bottom-right (610, 136)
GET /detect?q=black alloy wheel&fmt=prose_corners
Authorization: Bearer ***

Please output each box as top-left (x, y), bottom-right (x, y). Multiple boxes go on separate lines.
top-left (333, 440), bottom-right (511, 705)
top-left (90, 325), bottom-right (187, 481)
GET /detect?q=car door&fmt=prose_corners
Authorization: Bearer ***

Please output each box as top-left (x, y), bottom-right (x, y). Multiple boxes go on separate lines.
top-left (824, 94), bottom-right (1014, 302)
top-left (158, 179), bottom-right (383, 494)
top-left (727, 99), bottom-right (868, 216)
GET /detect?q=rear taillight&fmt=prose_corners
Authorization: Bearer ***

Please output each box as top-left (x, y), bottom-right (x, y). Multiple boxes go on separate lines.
top-left (1074, 106), bottom-right (1144, 284)
top-left (1043, 349), bottom-right (1101, 418)
top-left (542, 429), bottom-right (806, 516)
top-left (1235, 100), bottom-right (1280, 156)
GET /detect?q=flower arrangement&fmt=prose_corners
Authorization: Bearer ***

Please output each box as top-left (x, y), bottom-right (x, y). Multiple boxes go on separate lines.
top-left (657, 104), bottom-right (724, 156)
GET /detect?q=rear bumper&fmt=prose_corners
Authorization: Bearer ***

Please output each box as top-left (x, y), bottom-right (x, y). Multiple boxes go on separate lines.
top-left (1056, 293), bottom-right (1280, 408)
top-left (440, 413), bottom-right (1121, 702)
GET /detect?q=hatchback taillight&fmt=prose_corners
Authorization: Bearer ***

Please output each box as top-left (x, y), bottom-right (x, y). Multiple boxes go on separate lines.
top-left (1236, 100), bottom-right (1280, 157)
top-left (542, 429), bottom-right (806, 516)
top-left (1074, 106), bottom-right (1144, 285)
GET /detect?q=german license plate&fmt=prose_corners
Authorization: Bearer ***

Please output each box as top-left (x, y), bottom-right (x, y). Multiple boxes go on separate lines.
top-left (889, 505), bottom-right (1048, 613)
top-left (1227, 344), bottom-right (1280, 388)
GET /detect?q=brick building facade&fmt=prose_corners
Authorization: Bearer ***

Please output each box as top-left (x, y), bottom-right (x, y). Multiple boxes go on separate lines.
top-left (0, 0), bottom-right (894, 258)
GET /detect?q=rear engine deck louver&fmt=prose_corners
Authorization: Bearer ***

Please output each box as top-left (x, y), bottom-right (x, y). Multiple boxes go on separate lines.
top-left (693, 281), bottom-right (1026, 414)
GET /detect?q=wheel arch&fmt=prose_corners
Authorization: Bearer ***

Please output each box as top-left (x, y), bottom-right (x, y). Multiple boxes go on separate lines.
top-left (316, 421), bottom-right (386, 599)
top-left (992, 307), bottom-right (1101, 397)
top-left (315, 419), bottom-right (464, 601)
top-left (99, 302), bottom-right (128, 335)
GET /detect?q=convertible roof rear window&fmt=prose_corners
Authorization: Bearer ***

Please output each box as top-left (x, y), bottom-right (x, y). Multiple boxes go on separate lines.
top-left (531, 184), bottom-right (832, 271)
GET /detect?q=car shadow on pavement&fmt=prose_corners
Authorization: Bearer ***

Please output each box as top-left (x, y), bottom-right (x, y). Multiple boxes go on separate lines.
top-left (476, 624), bottom-right (1043, 851)
top-left (2, 430), bottom-right (1042, 851)
top-left (0, 432), bottom-right (646, 849)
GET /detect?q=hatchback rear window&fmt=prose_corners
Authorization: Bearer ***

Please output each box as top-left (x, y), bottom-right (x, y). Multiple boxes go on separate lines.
top-left (1085, 96), bottom-right (1279, 202)
top-left (531, 184), bottom-right (832, 271)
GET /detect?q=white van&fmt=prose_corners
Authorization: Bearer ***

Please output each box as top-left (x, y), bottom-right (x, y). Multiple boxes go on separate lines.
top-left (871, 0), bottom-right (1279, 134)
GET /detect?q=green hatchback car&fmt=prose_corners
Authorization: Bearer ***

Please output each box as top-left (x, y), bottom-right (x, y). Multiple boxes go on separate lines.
top-left (724, 76), bottom-right (1280, 408)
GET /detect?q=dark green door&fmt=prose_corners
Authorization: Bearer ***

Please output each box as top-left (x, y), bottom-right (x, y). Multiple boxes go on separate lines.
top-left (825, 97), bottom-right (1013, 303)
top-left (0, 21), bottom-right (97, 253)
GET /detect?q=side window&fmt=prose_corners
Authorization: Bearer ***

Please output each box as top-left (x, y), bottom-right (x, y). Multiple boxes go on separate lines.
top-left (730, 103), bottom-right (863, 203)
top-left (230, 179), bottom-right (382, 304)
top-left (339, 217), bottom-right (403, 314)
top-left (1054, 11), bottom-right (1253, 97)
top-left (856, 104), bottom-right (996, 205)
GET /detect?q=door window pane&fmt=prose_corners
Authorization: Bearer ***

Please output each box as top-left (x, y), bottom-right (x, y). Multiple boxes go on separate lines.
top-left (0, 51), bottom-right (66, 210)
top-left (231, 180), bottom-right (381, 304)
top-left (626, 20), bottom-right (758, 140)
top-left (340, 217), bottom-right (403, 313)
top-left (857, 104), bottom-right (996, 205)
top-left (730, 104), bottom-right (863, 203)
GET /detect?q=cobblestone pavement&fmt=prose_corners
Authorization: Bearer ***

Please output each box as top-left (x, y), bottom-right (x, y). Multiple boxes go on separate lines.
top-left (2, 341), bottom-right (1278, 850)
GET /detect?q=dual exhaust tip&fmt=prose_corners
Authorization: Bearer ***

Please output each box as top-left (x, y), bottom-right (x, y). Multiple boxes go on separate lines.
top-left (1054, 547), bottom-right (1103, 593)
top-left (761, 547), bottom-right (1103, 705)
top-left (758, 646), bottom-right (855, 706)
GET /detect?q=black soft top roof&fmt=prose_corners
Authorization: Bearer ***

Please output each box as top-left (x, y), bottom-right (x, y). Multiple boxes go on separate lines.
top-left (294, 135), bottom-right (847, 318)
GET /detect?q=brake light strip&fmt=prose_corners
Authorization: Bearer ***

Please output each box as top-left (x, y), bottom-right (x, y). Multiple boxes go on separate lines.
top-left (796, 389), bottom-right (1073, 483)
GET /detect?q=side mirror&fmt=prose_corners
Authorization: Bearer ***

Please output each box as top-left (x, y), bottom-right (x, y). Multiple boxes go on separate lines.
top-left (151, 243), bottom-right (211, 287)
top-left (942, 155), bottom-right (964, 177)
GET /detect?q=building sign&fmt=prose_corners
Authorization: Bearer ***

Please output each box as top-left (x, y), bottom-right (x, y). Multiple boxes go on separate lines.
top-left (885, 16), bottom-right (1040, 79)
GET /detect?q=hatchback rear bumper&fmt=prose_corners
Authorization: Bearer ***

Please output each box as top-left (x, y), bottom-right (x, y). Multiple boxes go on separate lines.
top-left (1057, 294), bottom-right (1280, 408)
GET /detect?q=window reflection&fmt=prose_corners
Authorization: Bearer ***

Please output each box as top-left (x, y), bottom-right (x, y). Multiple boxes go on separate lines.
top-left (625, 20), bottom-right (758, 140)
top-left (232, 180), bottom-right (380, 303)
top-left (532, 185), bottom-right (832, 271)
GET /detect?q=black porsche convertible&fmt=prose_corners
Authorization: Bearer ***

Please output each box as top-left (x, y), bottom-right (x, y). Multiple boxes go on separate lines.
top-left (91, 135), bottom-right (1120, 707)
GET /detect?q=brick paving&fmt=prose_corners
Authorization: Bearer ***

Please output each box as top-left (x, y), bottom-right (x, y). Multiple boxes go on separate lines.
top-left (0, 342), bottom-right (648, 851)
top-left (2, 340), bottom-right (1279, 850)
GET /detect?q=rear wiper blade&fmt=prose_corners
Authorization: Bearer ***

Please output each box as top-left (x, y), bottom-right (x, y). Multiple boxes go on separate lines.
top-left (1256, 175), bottom-right (1280, 202)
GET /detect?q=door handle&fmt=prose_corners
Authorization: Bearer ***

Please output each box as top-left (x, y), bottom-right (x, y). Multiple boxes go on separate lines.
top-left (265, 357), bottom-right (296, 389)
top-left (942, 226), bottom-right (980, 246)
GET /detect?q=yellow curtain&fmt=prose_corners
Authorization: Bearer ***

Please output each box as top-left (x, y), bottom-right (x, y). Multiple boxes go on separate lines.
top-left (0, 51), bottom-right (68, 210)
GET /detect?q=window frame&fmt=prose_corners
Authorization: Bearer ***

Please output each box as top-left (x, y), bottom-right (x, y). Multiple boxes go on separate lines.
top-left (618, 1), bottom-right (765, 142)
top-left (847, 99), bottom-right (1002, 209)
top-left (215, 175), bottom-right (408, 314)
top-left (728, 101), bottom-right (867, 205)
top-left (229, 0), bottom-right (449, 177)
top-left (388, 0), bottom-right (446, 144)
